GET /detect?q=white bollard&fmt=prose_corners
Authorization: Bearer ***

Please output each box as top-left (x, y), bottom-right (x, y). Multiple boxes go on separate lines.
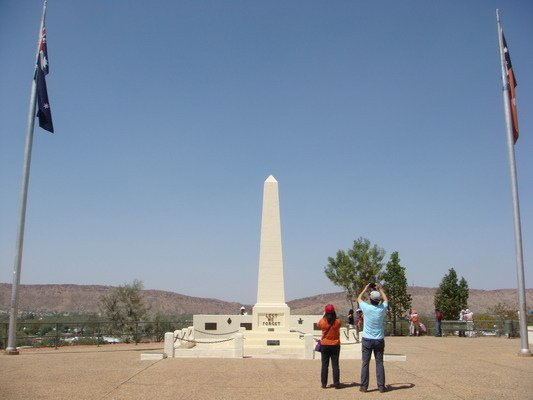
top-left (304, 333), bottom-right (315, 360)
top-left (164, 332), bottom-right (175, 358)
top-left (234, 333), bottom-right (244, 358)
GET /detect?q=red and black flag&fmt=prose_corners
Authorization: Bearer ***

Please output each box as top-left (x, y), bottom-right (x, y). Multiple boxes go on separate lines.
top-left (502, 33), bottom-right (518, 143)
top-left (35, 23), bottom-right (54, 133)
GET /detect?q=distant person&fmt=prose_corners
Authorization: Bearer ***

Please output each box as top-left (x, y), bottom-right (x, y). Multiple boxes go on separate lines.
top-left (435, 309), bottom-right (443, 337)
top-left (239, 306), bottom-right (248, 315)
top-left (355, 308), bottom-right (364, 343)
top-left (317, 304), bottom-right (341, 389)
top-left (409, 310), bottom-right (420, 336)
top-left (357, 283), bottom-right (389, 393)
top-left (458, 309), bottom-right (466, 337)
top-left (464, 309), bottom-right (474, 337)
top-left (348, 308), bottom-right (355, 332)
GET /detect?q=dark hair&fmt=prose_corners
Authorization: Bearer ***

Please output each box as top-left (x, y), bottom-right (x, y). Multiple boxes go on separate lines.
top-left (325, 311), bottom-right (337, 325)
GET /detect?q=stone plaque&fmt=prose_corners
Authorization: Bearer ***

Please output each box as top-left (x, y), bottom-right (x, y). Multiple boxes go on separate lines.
top-left (258, 313), bottom-right (284, 327)
top-left (240, 323), bottom-right (252, 331)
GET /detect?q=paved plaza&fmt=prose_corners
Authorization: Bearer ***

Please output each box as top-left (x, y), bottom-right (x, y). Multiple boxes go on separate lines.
top-left (1, 336), bottom-right (532, 399)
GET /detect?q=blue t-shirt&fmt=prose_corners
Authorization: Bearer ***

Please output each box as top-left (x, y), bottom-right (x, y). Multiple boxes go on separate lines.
top-left (359, 301), bottom-right (388, 339)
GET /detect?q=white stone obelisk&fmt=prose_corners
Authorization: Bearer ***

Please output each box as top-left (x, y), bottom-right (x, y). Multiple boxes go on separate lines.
top-left (252, 175), bottom-right (290, 331)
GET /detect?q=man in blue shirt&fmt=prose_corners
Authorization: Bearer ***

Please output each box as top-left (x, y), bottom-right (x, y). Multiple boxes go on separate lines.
top-left (356, 283), bottom-right (389, 393)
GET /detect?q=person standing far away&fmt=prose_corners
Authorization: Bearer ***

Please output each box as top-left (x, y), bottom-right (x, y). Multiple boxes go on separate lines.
top-left (409, 309), bottom-right (420, 336)
top-left (317, 304), bottom-right (342, 389)
top-left (407, 309), bottom-right (414, 336)
top-left (435, 309), bottom-right (443, 337)
top-left (356, 283), bottom-right (389, 393)
top-left (458, 309), bottom-right (466, 337)
top-left (463, 309), bottom-right (474, 337)
top-left (355, 309), bottom-right (364, 343)
top-left (347, 308), bottom-right (355, 336)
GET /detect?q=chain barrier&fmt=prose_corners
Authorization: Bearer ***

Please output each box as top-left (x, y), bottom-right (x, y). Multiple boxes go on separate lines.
top-left (174, 336), bottom-right (236, 345)
top-left (194, 329), bottom-right (240, 336)
top-left (173, 328), bottom-right (240, 344)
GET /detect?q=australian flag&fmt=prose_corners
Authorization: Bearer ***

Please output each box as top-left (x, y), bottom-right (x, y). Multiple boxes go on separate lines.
top-left (35, 24), bottom-right (54, 133)
top-left (502, 33), bottom-right (518, 143)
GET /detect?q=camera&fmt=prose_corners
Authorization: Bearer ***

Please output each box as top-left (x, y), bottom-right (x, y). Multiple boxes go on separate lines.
top-left (369, 283), bottom-right (376, 290)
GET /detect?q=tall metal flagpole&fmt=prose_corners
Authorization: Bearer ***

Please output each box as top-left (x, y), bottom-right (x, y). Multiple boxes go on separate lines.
top-left (496, 9), bottom-right (531, 356)
top-left (5, 1), bottom-right (48, 355)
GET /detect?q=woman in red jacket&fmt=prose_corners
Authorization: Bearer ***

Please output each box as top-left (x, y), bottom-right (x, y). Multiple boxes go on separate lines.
top-left (317, 304), bottom-right (342, 388)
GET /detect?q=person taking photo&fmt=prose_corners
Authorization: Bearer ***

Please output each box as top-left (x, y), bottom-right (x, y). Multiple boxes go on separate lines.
top-left (356, 283), bottom-right (389, 393)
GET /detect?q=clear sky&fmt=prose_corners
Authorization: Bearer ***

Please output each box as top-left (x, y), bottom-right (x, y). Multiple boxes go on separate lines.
top-left (1, 1), bottom-right (532, 305)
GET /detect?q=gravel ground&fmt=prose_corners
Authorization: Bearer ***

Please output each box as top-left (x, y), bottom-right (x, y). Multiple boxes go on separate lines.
top-left (1, 336), bottom-right (532, 400)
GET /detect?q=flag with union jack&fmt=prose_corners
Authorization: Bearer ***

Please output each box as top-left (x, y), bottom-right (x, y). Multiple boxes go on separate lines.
top-left (35, 23), bottom-right (54, 133)
top-left (502, 33), bottom-right (518, 143)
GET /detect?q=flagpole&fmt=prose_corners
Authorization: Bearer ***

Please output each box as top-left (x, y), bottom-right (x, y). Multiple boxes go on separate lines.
top-left (5, 1), bottom-right (48, 355)
top-left (496, 9), bottom-right (531, 357)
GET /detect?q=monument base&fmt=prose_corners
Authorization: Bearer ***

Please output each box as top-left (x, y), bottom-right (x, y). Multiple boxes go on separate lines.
top-left (252, 303), bottom-right (291, 331)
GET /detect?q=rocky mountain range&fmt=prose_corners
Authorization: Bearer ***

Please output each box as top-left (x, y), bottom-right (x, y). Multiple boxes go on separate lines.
top-left (0, 283), bottom-right (531, 316)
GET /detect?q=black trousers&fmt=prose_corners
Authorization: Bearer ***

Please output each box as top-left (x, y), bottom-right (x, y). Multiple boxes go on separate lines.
top-left (320, 344), bottom-right (340, 387)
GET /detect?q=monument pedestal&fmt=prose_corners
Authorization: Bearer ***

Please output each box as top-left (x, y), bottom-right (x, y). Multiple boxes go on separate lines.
top-left (252, 303), bottom-right (291, 331)
top-left (242, 330), bottom-right (304, 358)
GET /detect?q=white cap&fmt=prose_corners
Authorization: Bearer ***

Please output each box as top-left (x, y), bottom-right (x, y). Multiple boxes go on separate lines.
top-left (370, 290), bottom-right (381, 301)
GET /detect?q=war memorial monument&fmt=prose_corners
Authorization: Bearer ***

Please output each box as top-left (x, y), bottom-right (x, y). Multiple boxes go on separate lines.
top-left (156, 175), bottom-right (364, 360)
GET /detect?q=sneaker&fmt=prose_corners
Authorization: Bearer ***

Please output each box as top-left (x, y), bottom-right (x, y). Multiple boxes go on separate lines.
top-left (378, 386), bottom-right (388, 393)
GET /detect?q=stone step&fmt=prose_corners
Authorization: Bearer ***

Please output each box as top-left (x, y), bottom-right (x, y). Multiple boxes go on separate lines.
top-left (140, 352), bottom-right (167, 361)
top-left (244, 338), bottom-right (304, 346)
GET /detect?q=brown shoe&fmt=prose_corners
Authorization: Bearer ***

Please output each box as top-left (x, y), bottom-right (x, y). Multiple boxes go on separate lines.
top-left (360, 387), bottom-right (367, 392)
top-left (378, 387), bottom-right (388, 393)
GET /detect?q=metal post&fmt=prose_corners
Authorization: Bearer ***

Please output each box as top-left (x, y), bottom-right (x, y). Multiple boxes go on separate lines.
top-left (97, 322), bottom-right (101, 347)
top-left (55, 323), bottom-right (59, 350)
top-left (5, 1), bottom-right (47, 356)
top-left (5, 79), bottom-right (38, 356)
top-left (496, 9), bottom-right (531, 356)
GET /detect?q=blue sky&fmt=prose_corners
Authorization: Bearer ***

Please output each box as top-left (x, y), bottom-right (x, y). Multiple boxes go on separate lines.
top-left (1, 1), bottom-right (532, 306)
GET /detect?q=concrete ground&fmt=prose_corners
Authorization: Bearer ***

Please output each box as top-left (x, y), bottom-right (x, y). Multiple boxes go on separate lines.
top-left (1, 336), bottom-right (532, 400)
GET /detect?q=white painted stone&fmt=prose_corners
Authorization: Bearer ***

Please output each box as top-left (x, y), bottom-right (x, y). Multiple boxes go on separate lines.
top-left (140, 352), bottom-right (167, 361)
top-left (304, 333), bottom-right (315, 359)
top-left (384, 354), bottom-right (407, 362)
top-left (233, 332), bottom-right (244, 358)
top-left (175, 327), bottom-right (196, 348)
top-left (164, 332), bottom-right (174, 357)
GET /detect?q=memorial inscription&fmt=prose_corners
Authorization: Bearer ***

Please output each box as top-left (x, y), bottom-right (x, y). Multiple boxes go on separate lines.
top-left (260, 313), bottom-right (283, 327)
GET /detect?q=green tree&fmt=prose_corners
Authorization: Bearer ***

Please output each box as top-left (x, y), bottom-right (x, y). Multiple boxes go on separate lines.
top-left (99, 280), bottom-right (147, 340)
top-left (434, 268), bottom-right (469, 320)
top-left (382, 252), bottom-right (412, 335)
top-left (458, 277), bottom-right (469, 310)
top-left (325, 237), bottom-right (385, 308)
